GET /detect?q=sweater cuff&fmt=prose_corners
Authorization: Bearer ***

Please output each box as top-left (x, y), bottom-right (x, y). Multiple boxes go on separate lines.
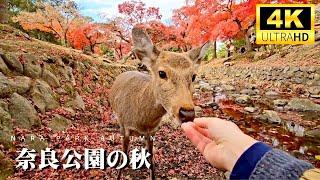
top-left (230, 142), bottom-right (271, 180)
top-left (249, 149), bottom-right (314, 179)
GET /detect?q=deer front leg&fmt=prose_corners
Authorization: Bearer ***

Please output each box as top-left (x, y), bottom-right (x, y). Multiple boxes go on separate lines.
top-left (145, 135), bottom-right (155, 180)
top-left (117, 128), bottom-right (130, 180)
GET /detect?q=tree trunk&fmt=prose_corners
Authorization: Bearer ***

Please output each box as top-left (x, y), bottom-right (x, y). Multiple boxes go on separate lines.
top-left (90, 43), bottom-right (95, 53)
top-left (63, 32), bottom-right (68, 47)
top-left (212, 41), bottom-right (217, 58)
top-left (118, 40), bottom-right (123, 59)
top-left (0, 0), bottom-right (9, 24)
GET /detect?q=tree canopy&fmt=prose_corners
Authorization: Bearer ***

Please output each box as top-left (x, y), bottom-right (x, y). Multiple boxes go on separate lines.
top-left (3, 0), bottom-right (309, 59)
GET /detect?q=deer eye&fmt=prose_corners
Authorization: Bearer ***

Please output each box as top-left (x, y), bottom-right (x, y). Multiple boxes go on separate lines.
top-left (159, 71), bottom-right (167, 79)
top-left (192, 74), bottom-right (196, 82)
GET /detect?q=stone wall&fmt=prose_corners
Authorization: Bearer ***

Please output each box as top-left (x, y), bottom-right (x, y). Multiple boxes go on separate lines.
top-left (0, 39), bottom-right (135, 178)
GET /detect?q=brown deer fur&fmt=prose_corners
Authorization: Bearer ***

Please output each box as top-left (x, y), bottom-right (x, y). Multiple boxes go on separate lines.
top-left (109, 27), bottom-right (209, 180)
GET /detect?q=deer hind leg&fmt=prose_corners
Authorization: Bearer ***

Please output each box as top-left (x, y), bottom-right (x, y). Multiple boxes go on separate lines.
top-left (117, 126), bottom-right (130, 180)
top-left (145, 135), bottom-right (155, 180)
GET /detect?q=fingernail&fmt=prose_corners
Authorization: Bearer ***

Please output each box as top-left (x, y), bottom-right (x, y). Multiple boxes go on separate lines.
top-left (181, 123), bottom-right (188, 129)
top-left (181, 122), bottom-right (192, 129)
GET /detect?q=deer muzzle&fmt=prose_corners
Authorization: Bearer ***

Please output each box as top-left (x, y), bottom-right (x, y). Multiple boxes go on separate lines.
top-left (179, 108), bottom-right (195, 123)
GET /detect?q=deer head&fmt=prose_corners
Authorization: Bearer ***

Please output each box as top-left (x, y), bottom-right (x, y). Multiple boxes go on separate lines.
top-left (132, 27), bottom-right (209, 123)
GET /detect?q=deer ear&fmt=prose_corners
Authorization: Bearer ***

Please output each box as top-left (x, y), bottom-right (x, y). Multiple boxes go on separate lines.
top-left (132, 27), bottom-right (159, 67)
top-left (187, 42), bottom-right (210, 66)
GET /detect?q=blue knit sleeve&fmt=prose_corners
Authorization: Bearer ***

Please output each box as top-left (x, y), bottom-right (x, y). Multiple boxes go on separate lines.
top-left (249, 149), bottom-right (314, 180)
top-left (230, 142), bottom-right (271, 180)
top-left (230, 142), bottom-right (314, 180)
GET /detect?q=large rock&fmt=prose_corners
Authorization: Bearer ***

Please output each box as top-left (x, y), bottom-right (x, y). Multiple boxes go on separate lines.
top-left (0, 150), bottom-right (14, 180)
top-left (308, 86), bottom-right (320, 95)
top-left (0, 100), bottom-right (8, 111)
top-left (0, 55), bottom-right (10, 75)
top-left (42, 69), bottom-right (60, 88)
top-left (274, 99), bottom-right (288, 107)
top-left (8, 93), bottom-right (40, 129)
top-left (240, 89), bottom-right (259, 96)
top-left (48, 114), bottom-right (71, 132)
top-left (0, 129), bottom-right (14, 149)
top-left (0, 53), bottom-right (23, 73)
top-left (0, 74), bottom-right (32, 97)
top-left (65, 66), bottom-right (76, 86)
top-left (66, 92), bottom-right (85, 110)
top-left (23, 54), bottom-right (42, 78)
top-left (56, 65), bottom-right (76, 86)
top-left (235, 95), bottom-right (251, 105)
top-left (0, 106), bottom-right (12, 130)
top-left (12, 76), bottom-right (32, 94)
top-left (287, 98), bottom-right (320, 111)
top-left (305, 129), bottom-right (320, 142)
top-left (25, 134), bottom-right (48, 153)
top-left (0, 73), bottom-right (15, 97)
top-left (261, 110), bottom-right (282, 124)
top-left (265, 91), bottom-right (279, 97)
top-left (31, 80), bottom-right (59, 113)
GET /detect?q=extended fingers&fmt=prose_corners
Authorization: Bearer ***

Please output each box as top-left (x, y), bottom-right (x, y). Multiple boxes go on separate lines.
top-left (181, 122), bottom-right (212, 154)
top-left (184, 121), bottom-right (211, 138)
top-left (194, 125), bottom-right (211, 138)
top-left (194, 117), bottom-right (233, 131)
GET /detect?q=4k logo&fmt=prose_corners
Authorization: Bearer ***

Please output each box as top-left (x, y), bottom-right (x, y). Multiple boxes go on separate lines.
top-left (256, 4), bottom-right (315, 44)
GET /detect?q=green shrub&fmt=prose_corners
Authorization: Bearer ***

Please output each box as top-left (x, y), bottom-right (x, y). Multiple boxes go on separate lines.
top-left (101, 45), bottom-right (114, 58)
top-left (217, 43), bottom-right (227, 58)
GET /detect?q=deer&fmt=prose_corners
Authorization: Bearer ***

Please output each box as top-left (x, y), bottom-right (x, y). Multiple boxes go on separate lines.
top-left (109, 27), bottom-right (209, 180)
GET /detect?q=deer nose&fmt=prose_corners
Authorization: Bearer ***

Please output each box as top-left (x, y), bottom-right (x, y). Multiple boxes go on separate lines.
top-left (179, 108), bottom-right (195, 123)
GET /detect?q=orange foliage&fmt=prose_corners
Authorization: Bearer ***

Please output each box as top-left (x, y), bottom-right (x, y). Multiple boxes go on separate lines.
top-left (13, 0), bottom-right (310, 58)
top-left (13, 2), bottom-right (86, 45)
top-left (68, 23), bottom-right (111, 53)
top-left (172, 0), bottom-right (309, 45)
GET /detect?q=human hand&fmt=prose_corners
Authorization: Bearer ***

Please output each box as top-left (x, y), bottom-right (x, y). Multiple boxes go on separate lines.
top-left (181, 117), bottom-right (257, 171)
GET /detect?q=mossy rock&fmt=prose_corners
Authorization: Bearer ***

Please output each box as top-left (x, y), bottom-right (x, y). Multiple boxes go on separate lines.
top-left (9, 93), bottom-right (41, 129)
top-left (31, 79), bottom-right (59, 113)
top-left (0, 73), bottom-right (15, 98)
top-left (0, 106), bottom-right (13, 130)
top-left (25, 134), bottom-right (48, 153)
top-left (66, 92), bottom-right (85, 111)
top-left (0, 55), bottom-right (10, 75)
top-left (0, 129), bottom-right (14, 150)
top-left (48, 114), bottom-right (71, 133)
top-left (0, 99), bottom-right (8, 111)
top-left (23, 54), bottom-right (41, 78)
top-left (42, 69), bottom-right (60, 88)
top-left (287, 98), bottom-right (320, 112)
top-left (12, 76), bottom-right (32, 94)
top-left (0, 150), bottom-right (14, 180)
top-left (305, 129), bottom-right (320, 143)
top-left (1, 53), bottom-right (23, 74)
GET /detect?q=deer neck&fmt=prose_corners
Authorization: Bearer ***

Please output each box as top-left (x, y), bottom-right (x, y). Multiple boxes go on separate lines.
top-left (143, 78), bottom-right (166, 119)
